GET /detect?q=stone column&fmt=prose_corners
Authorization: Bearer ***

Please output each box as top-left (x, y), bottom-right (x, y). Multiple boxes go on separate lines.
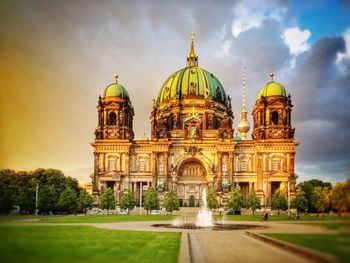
top-left (290, 152), bottom-right (296, 193)
top-left (151, 153), bottom-right (157, 187)
top-left (125, 153), bottom-right (130, 190)
top-left (102, 153), bottom-right (106, 172)
top-left (203, 113), bottom-right (207, 129)
top-left (93, 152), bottom-right (100, 193)
top-left (228, 153), bottom-right (234, 191)
top-left (217, 152), bottom-right (222, 191)
top-left (257, 154), bottom-right (262, 190)
top-left (164, 153), bottom-right (169, 190)
top-left (104, 110), bottom-right (107, 126)
top-left (290, 152), bottom-right (295, 175)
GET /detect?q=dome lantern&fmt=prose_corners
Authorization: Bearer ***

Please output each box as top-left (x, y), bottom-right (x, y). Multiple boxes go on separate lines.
top-left (257, 72), bottom-right (287, 99)
top-left (186, 32), bottom-right (198, 67)
top-left (103, 73), bottom-right (130, 99)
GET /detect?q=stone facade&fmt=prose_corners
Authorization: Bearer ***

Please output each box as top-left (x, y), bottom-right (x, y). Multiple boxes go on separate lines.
top-left (91, 37), bottom-right (298, 207)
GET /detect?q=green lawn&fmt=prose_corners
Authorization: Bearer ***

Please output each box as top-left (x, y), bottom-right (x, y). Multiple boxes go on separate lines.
top-left (214, 214), bottom-right (350, 222)
top-left (0, 214), bottom-right (179, 223)
top-left (296, 221), bottom-right (350, 231)
top-left (37, 214), bottom-right (180, 223)
top-left (0, 225), bottom-right (181, 263)
top-left (264, 233), bottom-right (350, 263)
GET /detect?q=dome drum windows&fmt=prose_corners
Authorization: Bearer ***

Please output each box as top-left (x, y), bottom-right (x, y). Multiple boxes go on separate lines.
top-left (271, 111), bottom-right (278, 125)
top-left (108, 112), bottom-right (117, 125)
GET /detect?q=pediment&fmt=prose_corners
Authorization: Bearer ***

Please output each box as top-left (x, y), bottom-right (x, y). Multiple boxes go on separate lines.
top-left (270, 170), bottom-right (291, 178)
top-left (100, 171), bottom-right (121, 179)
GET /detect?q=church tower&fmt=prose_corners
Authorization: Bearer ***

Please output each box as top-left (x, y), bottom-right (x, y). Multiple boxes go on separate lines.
top-left (92, 73), bottom-right (134, 197)
top-left (95, 73), bottom-right (134, 141)
top-left (252, 73), bottom-right (294, 140)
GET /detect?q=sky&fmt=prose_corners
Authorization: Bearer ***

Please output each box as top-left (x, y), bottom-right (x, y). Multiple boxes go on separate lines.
top-left (0, 0), bottom-right (349, 185)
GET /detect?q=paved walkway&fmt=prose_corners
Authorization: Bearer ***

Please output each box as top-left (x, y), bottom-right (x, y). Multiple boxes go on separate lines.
top-left (93, 220), bottom-right (331, 263)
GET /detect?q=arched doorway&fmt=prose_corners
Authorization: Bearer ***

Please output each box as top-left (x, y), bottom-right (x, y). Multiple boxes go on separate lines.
top-left (176, 158), bottom-right (207, 207)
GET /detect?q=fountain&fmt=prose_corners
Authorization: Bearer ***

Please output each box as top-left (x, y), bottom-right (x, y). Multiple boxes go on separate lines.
top-left (152, 187), bottom-right (263, 230)
top-left (195, 188), bottom-right (212, 227)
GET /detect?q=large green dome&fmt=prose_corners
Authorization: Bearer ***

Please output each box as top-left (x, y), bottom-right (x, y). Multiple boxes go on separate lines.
top-left (103, 75), bottom-right (129, 99)
top-left (155, 66), bottom-right (227, 106)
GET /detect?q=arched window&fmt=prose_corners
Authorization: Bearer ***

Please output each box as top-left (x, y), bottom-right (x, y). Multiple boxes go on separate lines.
top-left (108, 112), bottom-right (117, 125)
top-left (109, 156), bottom-right (115, 171)
top-left (222, 163), bottom-right (227, 172)
top-left (159, 162), bottom-right (164, 173)
top-left (272, 160), bottom-right (279, 171)
top-left (271, 111), bottom-right (278, 125)
top-left (139, 159), bottom-right (146, 172)
top-left (240, 161), bottom-right (247, 172)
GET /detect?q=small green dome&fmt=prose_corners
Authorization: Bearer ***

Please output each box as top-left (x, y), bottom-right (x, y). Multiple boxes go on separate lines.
top-left (103, 83), bottom-right (129, 98)
top-left (103, 74), bottom-right (129, 99)
top-left (155, 66), bottom-right (227, 105)
top-left (257, 81), bottom-right (287, 99)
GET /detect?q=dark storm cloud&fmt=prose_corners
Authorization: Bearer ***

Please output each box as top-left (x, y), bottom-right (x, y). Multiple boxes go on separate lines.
top-left (142, 0), bottom-right (237, 39)
top-left (286, 36), bottom-right (350, 182)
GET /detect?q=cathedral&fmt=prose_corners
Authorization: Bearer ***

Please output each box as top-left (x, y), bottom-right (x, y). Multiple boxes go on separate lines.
top-left (91, 34), bottom-right (298, 207)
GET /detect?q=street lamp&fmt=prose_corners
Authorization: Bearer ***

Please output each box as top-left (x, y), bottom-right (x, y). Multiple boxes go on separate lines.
top-left (287, 176), bottom-right (291, 217)
top-left (35, 182), bottom-right (39, 216)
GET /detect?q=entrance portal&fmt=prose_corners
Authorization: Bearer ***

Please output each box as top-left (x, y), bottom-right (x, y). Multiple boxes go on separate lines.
top-left (177, 159), bottom-right (207, 207)
top-left (189, 195), bottom-right (195, 207)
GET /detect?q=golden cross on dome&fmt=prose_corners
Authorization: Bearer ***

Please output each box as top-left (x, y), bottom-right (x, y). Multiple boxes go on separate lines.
top-left (114, 72), bottom-right (119, 83)
top-left (190, 32), bottom-right (195, 42)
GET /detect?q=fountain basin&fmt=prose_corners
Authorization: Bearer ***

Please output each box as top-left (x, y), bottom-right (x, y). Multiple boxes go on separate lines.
top-left (152, 223), bottom-right (263, 231)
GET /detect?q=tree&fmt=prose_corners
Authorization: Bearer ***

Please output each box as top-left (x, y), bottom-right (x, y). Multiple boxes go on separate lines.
top-left (247, 190), bottom-right (261, 215)
top-left (38, 185), bottom-right (56, 214)
top-left (0, 170), bottom-right (16, 214)
top-left (296, 179), bottom-right (332, 213)
top-left (17, 186), bottom-right (35, 213)
top-left (331, 180), bottom-right (350, 216)
top-left (120, 191), bottom-right (136, 214)
top-left (77, 189), bottom-right (93, 215)
top-left (163, 190), bottom-right (179, 215)
top-left (271, 189), bottom-right (287, 215)
top-left (313, 186), bottom-right (331, 216)
top-left (58, 187), bottom-right (77, 214)
top-left (226, 188), bottom-right (242, 211)
top-left (206, 188), bottom-right (219, 210)
top-left (292, 188), bottom-right (308, 217)
top-left (99, 188), bottom-right (116, 213)
top-left (143, 187), bottom-right (160, 214)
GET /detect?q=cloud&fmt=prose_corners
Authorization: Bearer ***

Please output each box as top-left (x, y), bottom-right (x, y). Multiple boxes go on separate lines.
top-left (231, 0), bottom-right (288, 37)
top-left (285, 35), bottom-right (350, 183)
top-left (336, 28), bottom-right (350, 67)
top-left (283, 27), bottom-right (311, 55)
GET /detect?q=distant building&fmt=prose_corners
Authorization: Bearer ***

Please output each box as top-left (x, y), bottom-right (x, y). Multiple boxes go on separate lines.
top-left (91, 34), bottom-right (298, 207)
